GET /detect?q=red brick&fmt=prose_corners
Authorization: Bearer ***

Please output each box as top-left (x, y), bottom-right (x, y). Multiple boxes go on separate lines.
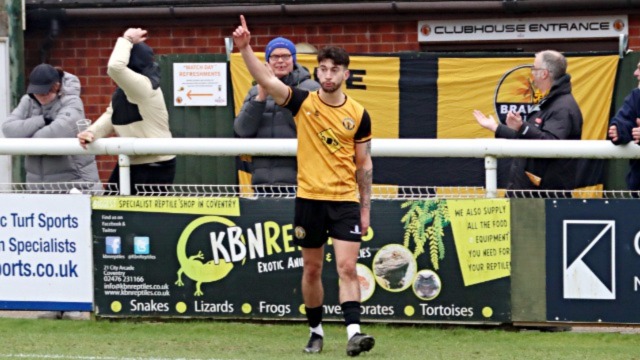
top-left (172, 28), bottom-right (197, 38)
top-left (93, 38), bottom-right (115, 48)
top-left (305, 26), bottom-right (320, 35)
top-left (381, 33), bottom-right (407, 43)
top-left (394, 23), bottom-right (415, 33)
top-left (308, 35), bottom-right (328, 47)
top-left (88, 59), bottom-right (106, 70)
top-left (184, 37), bottom-right (208, 47)
top-left (197, 47), bottom-right (214, 54)
top-left (331, 35), bottom-right (356, 44)
top-left (369, 43), bottom-right (394, 53)
top-left (84, 95), bottom-right (104, 104)
top-left (151, 28), bottom-right (172, 39)
top-left (196, 27), bottom-right (222, 37)
top-left (100, 86), bottom-right (116, 95)
top-left (62, 58), bottom-right (87, 68)
top-left (395, 43), bottom-right (419, 52)
top-left (155, 37), bottom-right (175, 47)
top-left (319, 25), bottom-right (342, 35)
top-left (346, 25), bottom-right (366, 35)
top-left (249, 26), bottom-right (270, 38)
top-left (370, 23), bottom-right (394, 34)
top-left (369, 34), bottom-right (383, 43)
top-left (87, 77), bottom-right (112, 86)
top-left (350, 44), bottom-right (370, 54)
top-left (84, 104), bottom-right (101, 117)
top-left (206, 47), bottom-right (225, 54)
top-left (99, 48), bottom-right (114, 58)
top-left (52, 48), bottom-right (76, 59)
top-left (208, 38), bottom-right (227, 48)
top-left (270, 25), bottom-right (295, 37)
top-left (153, 47), bottom-right (175, 55)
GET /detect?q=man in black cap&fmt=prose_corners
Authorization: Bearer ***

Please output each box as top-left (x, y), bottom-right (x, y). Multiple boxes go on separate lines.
top-left (3, 63), bottom-right (100, 320)
top-left (3, 63), bottom-right (100, 187)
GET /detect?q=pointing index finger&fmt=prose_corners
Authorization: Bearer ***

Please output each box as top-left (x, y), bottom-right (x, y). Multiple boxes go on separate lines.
top-left (240, 15), bottom-right (247, 30)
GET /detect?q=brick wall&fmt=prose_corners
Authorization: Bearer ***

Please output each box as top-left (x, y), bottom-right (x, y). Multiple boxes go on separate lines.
top-left (22, 15), bottom-right (640, 182)
top-left (24, 19), bottom-right (418, 181)
top-left (24, 21), bottom-right (418, 120)
top-left (630, 15), bottom-right (640, 49)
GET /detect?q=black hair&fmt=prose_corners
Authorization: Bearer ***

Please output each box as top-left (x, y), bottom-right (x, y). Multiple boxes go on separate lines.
top-left (317, 46), bottom-right (350, 68)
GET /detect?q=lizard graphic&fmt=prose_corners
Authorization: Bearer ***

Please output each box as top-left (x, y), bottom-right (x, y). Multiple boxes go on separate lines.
top-left (175, 216), bottom-right (236, 296)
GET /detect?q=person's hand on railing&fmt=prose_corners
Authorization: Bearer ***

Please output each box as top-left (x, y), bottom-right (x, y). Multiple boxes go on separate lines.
top-left (632, 118), bottom-right (640, 144)
top-left (608, 125), bottom-right (619, 142)
top-left (77, 130), bottom-right (95, 150)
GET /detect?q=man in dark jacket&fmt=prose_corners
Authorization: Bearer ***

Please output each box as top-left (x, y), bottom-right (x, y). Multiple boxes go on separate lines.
top-left (608, 59), bottom-right (640, 190)
top-left (234, 37), bottom-right (320, 195)
top-left (474, 50), bottom-right (583, 197)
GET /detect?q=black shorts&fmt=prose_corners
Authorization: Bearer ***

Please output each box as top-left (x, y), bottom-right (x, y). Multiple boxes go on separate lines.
top-left (293, 198), bottom-right (362, 248)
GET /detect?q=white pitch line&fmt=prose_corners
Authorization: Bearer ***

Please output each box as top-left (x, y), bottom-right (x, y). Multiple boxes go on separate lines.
top-left (0, 354), bottom-right (234, 360)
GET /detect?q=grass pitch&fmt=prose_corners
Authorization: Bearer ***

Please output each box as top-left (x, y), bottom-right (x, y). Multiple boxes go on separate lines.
top-left (0, 318), bottom-right (639, 359)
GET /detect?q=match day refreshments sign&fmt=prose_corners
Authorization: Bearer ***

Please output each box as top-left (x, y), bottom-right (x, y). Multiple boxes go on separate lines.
top-left (92, 197), bottom-right (511, 323)
top-left (173, 63), bottom-right (227, 106)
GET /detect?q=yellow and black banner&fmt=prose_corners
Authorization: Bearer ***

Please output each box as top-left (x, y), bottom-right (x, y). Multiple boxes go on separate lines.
top-left (230, 53), bottom-right (618, 190)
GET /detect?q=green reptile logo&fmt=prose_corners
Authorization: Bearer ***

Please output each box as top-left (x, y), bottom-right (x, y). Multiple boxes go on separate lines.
top-left (175, 216), bottom-right (241, 296)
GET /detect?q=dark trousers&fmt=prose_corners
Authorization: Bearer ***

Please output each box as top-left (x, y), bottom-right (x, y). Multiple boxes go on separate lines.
top-left (108, 158), bottom-right (176, 195)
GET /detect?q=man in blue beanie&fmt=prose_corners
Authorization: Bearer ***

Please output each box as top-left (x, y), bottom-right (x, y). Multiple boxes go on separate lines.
top-left (234, 36), bottom-right (319, 196)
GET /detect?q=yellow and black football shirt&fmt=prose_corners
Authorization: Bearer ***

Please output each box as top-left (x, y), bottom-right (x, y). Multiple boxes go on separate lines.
top-left (281, 87), bottom-right (372, 202)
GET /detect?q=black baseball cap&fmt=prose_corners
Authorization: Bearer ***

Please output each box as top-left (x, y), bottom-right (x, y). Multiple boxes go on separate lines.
top-left (27, 64), bottom-right (60, 94)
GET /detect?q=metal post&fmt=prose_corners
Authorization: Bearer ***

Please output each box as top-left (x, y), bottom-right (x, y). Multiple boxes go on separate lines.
top-left (118, 154), bottom-right (131, 195)
top-left (485, 156), bottom-right (497, 198)
top-left (225, 37), bottom-right (233, 61)
top-left (619, 33), bottom-right (628, 59)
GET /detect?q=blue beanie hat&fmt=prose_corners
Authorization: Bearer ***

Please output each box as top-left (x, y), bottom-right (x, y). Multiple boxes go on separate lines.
top-left (265, 37), bottom-right (296, 63)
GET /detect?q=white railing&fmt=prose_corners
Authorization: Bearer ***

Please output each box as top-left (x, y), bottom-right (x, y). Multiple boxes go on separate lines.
top-left (2, 138), bottom-right (640, 197)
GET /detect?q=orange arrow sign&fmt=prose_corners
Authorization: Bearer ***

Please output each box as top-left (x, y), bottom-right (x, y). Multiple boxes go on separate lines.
top-left (187, 90), bottom-right (214, 100)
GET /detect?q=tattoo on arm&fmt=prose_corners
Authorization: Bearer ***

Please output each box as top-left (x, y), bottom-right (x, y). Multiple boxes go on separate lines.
top-left (356, 167), bottom-right (372, 209)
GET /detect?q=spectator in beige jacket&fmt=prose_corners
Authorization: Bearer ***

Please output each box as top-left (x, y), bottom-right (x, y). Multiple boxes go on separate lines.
top-left (78, 28), bottom-right (175, 194)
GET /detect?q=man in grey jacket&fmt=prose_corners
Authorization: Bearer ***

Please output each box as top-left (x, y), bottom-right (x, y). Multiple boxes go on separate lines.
top-left (234, 37), bottom-right (320, 195)
top-left (2, 63), bottom-right (100, 190)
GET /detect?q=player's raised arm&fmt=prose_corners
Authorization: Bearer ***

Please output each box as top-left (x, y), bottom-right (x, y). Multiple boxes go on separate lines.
top-left (233, 15), bottom-right (289, 105)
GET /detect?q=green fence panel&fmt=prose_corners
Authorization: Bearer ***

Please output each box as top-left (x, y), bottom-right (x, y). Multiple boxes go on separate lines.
top-left (157, 53), bottom-right (236, 185)
top-left (510, 199), bottom-right (546, 323)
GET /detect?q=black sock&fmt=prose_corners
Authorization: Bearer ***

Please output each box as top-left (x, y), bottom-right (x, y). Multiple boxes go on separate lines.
top-left (305, 306), bottom-right (323, 328)
top-left (341, 301), bottom-right (361, 326)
